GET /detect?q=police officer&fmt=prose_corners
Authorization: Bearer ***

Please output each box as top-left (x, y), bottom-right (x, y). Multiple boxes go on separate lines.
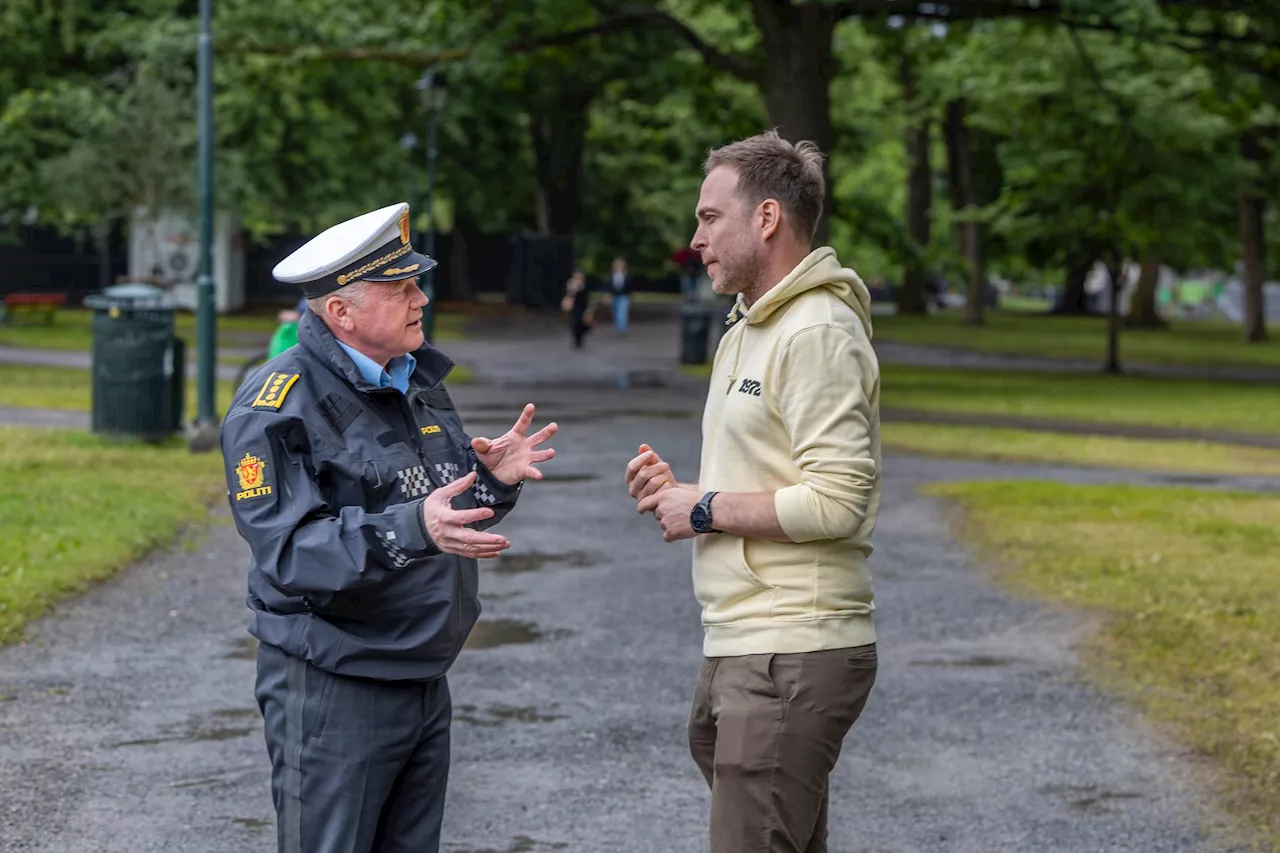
top-left (220, 202), bottom-right (557, 853)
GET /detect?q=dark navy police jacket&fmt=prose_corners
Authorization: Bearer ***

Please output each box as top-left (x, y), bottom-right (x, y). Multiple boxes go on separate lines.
top-left (220, 310), bottom-right (521, 682)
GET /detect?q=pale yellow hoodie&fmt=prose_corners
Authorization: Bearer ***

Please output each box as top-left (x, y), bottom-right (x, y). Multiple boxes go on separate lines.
top-left (693, 247), bottom-right (880, 657)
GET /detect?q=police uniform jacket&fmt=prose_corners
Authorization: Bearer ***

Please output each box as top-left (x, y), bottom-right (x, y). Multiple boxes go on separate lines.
top-left (220, 309), bottom-right (521, 682)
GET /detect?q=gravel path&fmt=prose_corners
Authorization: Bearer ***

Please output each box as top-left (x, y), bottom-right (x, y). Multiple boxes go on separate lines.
top-left (0, 309), bottom-right (1257, 853)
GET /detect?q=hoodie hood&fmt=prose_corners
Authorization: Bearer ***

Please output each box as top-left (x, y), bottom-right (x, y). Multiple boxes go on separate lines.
top-left (725, 247), bottom-right (873, 339)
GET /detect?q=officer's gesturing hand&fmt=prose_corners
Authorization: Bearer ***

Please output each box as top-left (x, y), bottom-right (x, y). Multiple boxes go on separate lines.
top-left (470, 403), bottom-right (558, 486)
top-left (420, 472), bottom-right (511, 558)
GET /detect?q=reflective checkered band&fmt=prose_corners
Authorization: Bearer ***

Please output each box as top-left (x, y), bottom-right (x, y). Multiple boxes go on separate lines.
top-left (377, 530), bottom-right (412, 569)
top-left (474, 479), bottom-right (498, 507)
top-left (434, 461), bottom-right (461, 484)
top-left (399, 465), bottom-right (432, 498)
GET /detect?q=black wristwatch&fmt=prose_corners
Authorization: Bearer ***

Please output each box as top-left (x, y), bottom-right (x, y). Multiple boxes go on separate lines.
top-left (690, 491), bottom-right (721, 535)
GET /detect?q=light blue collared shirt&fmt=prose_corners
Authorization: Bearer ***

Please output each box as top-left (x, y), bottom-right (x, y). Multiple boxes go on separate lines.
top-left (337, 341), bottom-right (417, 394)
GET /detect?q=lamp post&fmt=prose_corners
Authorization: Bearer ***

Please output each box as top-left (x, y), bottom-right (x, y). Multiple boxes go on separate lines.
top-left (415, 70), bottom-right (447, 344)
top-left (192, 0), bottom-right (217, 448)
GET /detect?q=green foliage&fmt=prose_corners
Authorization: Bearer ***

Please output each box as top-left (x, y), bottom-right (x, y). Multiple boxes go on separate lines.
top-left (940, 23), bottom-right (1242, 273)
top-left (1, 0), bottom-right (1278, 290)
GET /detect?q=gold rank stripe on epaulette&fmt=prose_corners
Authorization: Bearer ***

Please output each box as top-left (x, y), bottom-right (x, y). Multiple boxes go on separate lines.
top-left (252, 372), bottom-right (301, 410)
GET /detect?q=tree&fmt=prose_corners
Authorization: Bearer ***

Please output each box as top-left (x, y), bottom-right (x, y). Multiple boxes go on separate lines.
top-left (953, 21), bottom-right (1237, 368)
top-left (0, 4), bottom-right (197, 288)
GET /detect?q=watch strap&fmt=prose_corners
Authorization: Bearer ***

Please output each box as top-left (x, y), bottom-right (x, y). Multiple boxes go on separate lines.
top-left (697, 490), bottom-right (721, 534)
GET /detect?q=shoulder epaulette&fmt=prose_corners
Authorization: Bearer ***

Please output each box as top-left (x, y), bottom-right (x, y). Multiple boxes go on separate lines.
top-left (250, 371), bottom-right (302, 411)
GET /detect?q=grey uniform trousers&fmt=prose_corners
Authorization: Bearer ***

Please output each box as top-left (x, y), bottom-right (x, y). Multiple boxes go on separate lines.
top-left (255, 641), bottom-right (452, 853)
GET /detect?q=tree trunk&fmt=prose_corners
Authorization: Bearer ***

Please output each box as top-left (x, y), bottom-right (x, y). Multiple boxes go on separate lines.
top-left (1104, 257), bottom-right (1123, 374)
top-left (1054, 251), bottom-right (1096, 315)
top-left (751, 0), bottom-right (837, 246)
top-left (96, 221), bottom-right (113, 290)
top-left (945, 98), bottom-right (985, 326)
top-left (450, 214), bottom-right (475, 302)
top-left (529, 89), bottom-right (592, 239)
top-left (1124, 251), bottom-right (1167, 329)
top-left (896, 51), bottom-right (931, 315)
top-left (1239, 131), bottom-right (1269, 343)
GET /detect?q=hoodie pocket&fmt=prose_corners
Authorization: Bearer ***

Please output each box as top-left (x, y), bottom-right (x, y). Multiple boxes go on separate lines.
top-left (694, 535), bottom-right (775, 616)
top-left (731, 537), bottom-right (773, 592)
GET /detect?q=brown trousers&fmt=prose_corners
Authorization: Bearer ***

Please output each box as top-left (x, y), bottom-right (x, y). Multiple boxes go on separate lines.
top-left (688, 645), bottom-right (877, 853)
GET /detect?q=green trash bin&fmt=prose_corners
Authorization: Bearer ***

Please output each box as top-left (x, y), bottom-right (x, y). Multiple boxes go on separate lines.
top-left (680, 302), bottom-right (712, 365)
top-left (84, 283), bottom-right (183, 441)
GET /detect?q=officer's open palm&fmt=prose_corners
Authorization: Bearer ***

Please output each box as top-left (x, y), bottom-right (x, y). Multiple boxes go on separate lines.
top-left (421, 472), bottom-right (510, 559)
top-left (470, 403), bottom-right (557, 486)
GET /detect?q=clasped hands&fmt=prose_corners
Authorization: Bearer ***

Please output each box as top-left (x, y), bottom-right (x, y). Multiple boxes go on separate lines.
top-left (625, 443), bottom-right (701, 543)
top-left (420, 403), bottom-right (557, 559)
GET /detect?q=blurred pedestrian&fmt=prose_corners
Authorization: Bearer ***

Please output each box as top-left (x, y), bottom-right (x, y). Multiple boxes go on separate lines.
top-left (561, 268), bottom-right (594, 349)
top-left (608, 256), bottom-right (633, 335)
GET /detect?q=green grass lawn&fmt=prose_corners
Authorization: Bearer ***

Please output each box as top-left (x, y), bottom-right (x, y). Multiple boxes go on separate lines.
top-left (0, 307), bottom-right (467, 352)
top-left (0, 361), bottom-right (471, 417)
top-left (0, 364), bottom-right (239, 420)
top-left (883, 423), bottom-right (1280, 477)
top-left (682, 362), bottom-right (1280, 436)
top-left (873, 309), bottom-right (1279, 370)
top-left (928, 480), bottom-right (1280, 847)
top-left (883, 364), bottom-right (1280, 435)
top-left (0, 308), bottom-right (278, 352)
top-left (0, 426), bottom-right (227, 644)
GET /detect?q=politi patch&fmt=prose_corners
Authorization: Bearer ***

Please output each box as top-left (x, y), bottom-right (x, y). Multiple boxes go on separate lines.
top-left (235, 452), bottom-right (272, 501)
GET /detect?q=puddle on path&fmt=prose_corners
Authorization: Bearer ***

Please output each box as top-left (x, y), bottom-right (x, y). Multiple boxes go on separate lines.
top-left (173, 777), bottom-right (221, 789)
top-left (225, 635), bottom-right (259, 660)
top-left (114, 707), bottom-right (259, 747)
top-left (463, 619), bottom-right (572, 650)
top-left (909, 655), bottom-right (1018, 668)
top-left (230, 817), bottom-right (272, 830)
top-left (448, 836), bottom-right (568, 853)
top-left (454, 703), bottom-right (565, 728)
top-left (1040, 783), bottom-right (1144, 812)
top-left (491, 550), bottom-right (597, 575)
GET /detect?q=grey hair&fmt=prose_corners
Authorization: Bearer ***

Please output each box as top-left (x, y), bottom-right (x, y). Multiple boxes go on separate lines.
top-left (704, 129), bottom-right (826, 242)
top-left (307, 280), bottom-right (374, 316)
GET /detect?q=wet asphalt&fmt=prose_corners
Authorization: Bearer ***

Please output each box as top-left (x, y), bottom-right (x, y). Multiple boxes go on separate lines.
top-left (0, 307), bottom-right (1260, 853)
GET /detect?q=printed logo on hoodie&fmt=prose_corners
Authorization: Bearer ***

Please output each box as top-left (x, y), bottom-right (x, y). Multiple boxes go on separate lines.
top-left (737, 378), bottom-right (762, 397)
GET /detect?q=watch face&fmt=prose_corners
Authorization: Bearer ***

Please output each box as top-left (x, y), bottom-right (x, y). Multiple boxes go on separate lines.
top-left (690, 505), bottom-right (708, 532)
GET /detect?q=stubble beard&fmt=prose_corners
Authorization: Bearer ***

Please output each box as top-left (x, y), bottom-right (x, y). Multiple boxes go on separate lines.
top-left (715, 248), bottom-right (766, 305)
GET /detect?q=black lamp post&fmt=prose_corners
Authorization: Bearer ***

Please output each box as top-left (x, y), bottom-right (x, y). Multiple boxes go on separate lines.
top-left (191, 0), bottom-right (217, 449)
top-left (415, 70), bottom-right (447, 343)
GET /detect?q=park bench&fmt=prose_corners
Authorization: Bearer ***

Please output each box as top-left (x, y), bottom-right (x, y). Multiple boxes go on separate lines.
top-left (1, 292), bottom-right (66, 326)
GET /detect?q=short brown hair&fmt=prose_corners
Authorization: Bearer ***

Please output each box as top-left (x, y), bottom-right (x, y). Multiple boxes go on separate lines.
top-left (704, 129), bottom-right (826, 242)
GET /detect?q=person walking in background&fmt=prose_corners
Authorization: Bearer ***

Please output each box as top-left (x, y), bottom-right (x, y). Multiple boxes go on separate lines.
top-left (561, 268), bottom-right (594, 349)
top-left (673, 246), bottom-right (704, 301)
top-left (609, 256), bottom-right (632, 335)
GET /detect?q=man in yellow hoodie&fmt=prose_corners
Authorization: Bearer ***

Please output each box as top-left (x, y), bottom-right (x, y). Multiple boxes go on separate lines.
top-left (626, 130), bottom-right (881, 853)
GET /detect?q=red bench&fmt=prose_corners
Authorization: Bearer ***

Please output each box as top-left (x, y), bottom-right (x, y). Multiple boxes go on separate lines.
top-left (2, 293), bottom-right (66, 325)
